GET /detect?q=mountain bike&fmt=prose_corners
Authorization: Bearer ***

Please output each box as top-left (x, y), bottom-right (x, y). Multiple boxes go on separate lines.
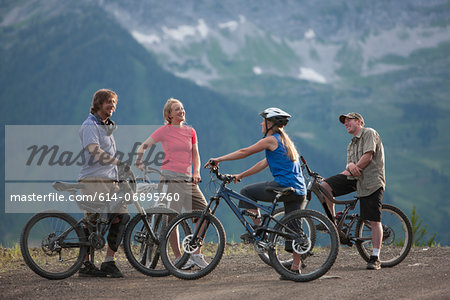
top-left (122, 167), bottom-right (191, 277)
top-left (300, 156), bottom-right (413, 267)
top-left (160, 161), bottom-right (339, 282)
top-left (20, 167), bottom-right (186, 279)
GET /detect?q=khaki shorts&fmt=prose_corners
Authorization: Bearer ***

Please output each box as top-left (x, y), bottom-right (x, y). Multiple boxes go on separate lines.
top-left (157, 175), bottom-right (207, 213)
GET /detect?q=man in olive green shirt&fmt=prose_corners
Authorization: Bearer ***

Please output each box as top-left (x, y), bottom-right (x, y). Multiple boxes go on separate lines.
top-left (322, 112), bottom-right (385, 270)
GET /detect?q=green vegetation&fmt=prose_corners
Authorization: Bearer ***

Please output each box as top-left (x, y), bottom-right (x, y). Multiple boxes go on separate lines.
top-left (0, 244), bottom-right (22, 272)
top-left (410, 206), bottom-right (438, 247)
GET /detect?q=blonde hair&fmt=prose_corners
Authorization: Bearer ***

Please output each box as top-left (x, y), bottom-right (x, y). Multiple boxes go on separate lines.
top-left (163, 98), bottom-right (183, 124)
top-left (273, 127), bottom-right (299, 162)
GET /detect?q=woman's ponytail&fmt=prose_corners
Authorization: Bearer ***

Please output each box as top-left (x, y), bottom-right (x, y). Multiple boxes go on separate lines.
top-left (275, 127), bottom-right (299, 162)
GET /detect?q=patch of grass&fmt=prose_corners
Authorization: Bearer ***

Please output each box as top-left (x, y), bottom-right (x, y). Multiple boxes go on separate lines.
top-left (223, 242), bottom-right (257, 256)
top-left (0, 243), bottom-right (23, 272)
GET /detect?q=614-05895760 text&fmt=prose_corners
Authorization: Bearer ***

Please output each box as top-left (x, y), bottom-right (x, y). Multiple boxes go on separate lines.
top-left (9, 192), bottom-right (180, 203)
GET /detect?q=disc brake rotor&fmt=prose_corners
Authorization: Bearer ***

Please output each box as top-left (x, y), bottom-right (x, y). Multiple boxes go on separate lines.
top-left (182, 234), bottom-right (199, 254)
top-left (292, 236), bottom-right (312, 255)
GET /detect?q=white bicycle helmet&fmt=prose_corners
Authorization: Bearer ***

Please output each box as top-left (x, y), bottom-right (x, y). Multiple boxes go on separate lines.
top-left (260, 107), bottom-right (291, 126)
top-left (260, 107), bottom-right (291, 137)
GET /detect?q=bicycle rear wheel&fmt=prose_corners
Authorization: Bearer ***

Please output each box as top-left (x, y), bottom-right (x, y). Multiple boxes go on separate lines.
top-left (355, 204), bottom-right (412, 267)
top-left (123, 213), bottom-right (191, 277)
top-left (160, 211), bottom-right (226, 280)
top-left (268, 209), bottom-right (339, 282)
top-left (20, 211), bottom-right (87, 280)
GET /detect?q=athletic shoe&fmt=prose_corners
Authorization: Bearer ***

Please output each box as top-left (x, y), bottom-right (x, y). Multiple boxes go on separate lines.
top-left (190, 254), bottom-right (209, 269)
top-left (78, 261), bottom-right (107, 277)
top-left (366, 255), bottom-right (381, 270)
top-left (100, 261), bottom-right (124, 278)
top-left (174, 256), bottom-right (195, 270)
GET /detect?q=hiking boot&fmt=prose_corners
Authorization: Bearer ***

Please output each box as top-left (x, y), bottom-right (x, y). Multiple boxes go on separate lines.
top-left (100, 261), bottom-right (124, 278)
top-left (174, 256), bottom-right (195, 270)
top-left (366, 255), bottom-right (381, 270)
top-left (279, 269), bottom-right (301, 280)
top-left (190, 254), bottom-right (208, 269)
top-left (78, 261), bottom-right (107, 277)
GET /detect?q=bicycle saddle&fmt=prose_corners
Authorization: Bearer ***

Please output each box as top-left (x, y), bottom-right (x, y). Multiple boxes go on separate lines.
top-left (266, 187), bottom-right (295, 196)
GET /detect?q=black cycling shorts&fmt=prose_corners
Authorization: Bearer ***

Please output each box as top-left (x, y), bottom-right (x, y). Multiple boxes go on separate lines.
top-left (359, 188), bottom-right (383, 222)
top-left (325, 174), bottom-right (383, 222)
top-left (239, 181), bottom-right (305, 215)
top-left (324, 174), bottom-right (357, 197)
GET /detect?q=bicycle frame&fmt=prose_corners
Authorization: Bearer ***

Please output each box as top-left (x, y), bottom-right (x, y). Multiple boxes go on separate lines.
top-left (51, 167), bottom-right (165, 251)
top-left (211, 183), bottom-right (279, 237)
top-left (189, 168), bottom-right (302, 248)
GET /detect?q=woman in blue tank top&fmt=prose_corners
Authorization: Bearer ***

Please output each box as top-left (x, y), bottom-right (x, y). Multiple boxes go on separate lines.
top-left (205, 107), bottom-right (306, 275)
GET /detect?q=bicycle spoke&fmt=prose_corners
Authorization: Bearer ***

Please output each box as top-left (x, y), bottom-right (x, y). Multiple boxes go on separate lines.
top-left (355, 204), bottom-right (412, 267)
top-left (124, 214), bottom-right (169, 276)
top-left (269, 210), bottom-right (339, 282)
top-left (161, 211), bottom-right (225, 280)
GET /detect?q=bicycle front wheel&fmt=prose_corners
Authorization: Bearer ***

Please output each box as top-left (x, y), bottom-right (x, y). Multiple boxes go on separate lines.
top-left (258, 208), bottom-right (316, 268)
top-left (160, 211), bottom-right (226, 280)
top-left (268, 209), bottom-right (339, 282)
top-left (355, 204), bottom-right (413, 267)
top-left (123, 213), bottom-right (191, 277)
top-left (20, 211), bottom-right (87, 280)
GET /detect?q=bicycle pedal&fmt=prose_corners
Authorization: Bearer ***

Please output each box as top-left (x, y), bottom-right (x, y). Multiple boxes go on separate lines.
top-left (351, 237), bottom-right (365, 245)
top-left (134, 231), bottom-right (146, 243)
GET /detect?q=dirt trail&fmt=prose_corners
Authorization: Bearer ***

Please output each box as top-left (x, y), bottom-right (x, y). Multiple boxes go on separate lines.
top-left (1, 247), bottom-right (449, 300)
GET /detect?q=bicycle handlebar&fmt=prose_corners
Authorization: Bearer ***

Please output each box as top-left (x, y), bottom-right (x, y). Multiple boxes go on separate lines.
top-left (207, 160), bottom-right (235, 184)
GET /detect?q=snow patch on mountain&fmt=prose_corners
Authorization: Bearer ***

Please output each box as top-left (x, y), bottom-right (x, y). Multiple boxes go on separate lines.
top-left (298, 67), bottom-right (327, 84)
top-left (304, 29), bottom-right (316, 40)
top-left (253, 66), bottom-right (263, 75)
top-left (131, 31), bottom-right (161, 45)
top-left (116, 6), bottom-right (450, 88)
top-left (160, 19), bottom-right (209, 41)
